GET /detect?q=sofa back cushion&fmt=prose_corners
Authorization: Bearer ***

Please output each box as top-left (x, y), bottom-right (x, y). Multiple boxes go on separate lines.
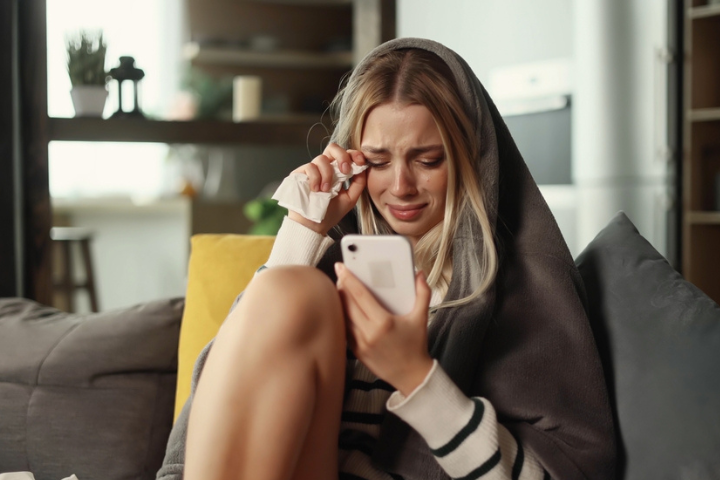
top-left (174, 234), bottom-right (275, 420)
top-left (575, 212), bottom-right (720, 479)
top-left (0, 297), bottom-right (183, 480)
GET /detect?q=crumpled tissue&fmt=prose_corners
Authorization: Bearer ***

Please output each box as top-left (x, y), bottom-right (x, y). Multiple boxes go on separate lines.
top-left (272, 160), bottom-right (368, 223)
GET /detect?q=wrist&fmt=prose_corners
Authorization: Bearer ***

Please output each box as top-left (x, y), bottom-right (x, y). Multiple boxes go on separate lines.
top-left (288, 211), bottom-right (327, 236)
top-left (395, 357), bottom-right (434, 397)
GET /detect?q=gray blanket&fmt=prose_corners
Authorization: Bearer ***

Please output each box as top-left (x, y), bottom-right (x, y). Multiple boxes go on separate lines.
top-left (158, 38), bottom-right (616, 480)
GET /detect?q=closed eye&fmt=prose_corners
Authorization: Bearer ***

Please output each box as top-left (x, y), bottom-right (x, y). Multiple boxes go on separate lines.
top-left (366, 159), bottom-right (389, 169)
top-left (419, 157), bottom-right (445, 168)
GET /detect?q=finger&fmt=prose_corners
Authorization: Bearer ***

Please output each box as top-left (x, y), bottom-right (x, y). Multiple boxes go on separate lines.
top-left (343, 308), bottom-right (358, 349)
top-left (335, 262), bottom-right (389, 322)
top-left (336, 171), bottom-right (366, 213)
top-left (324, 143), bottom-right (353, 175)
top-left (338, 283), bottom-right (372, 335)
top-left (301, 162), bottom-right (322, 192)
top-left (409, 271), bottom-right (432, 320)
top-left (312, 155), bottom-right (335, 193)
top-left (342, 169), bottom-right (367, 205)
top-left (346, 149), bottom-right (367, 166)
top-left (337, 275), bottom-right (375, 348)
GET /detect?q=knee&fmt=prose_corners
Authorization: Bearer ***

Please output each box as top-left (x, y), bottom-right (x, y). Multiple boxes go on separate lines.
top-left (250, 265), bottom-right (340, 315)
top-left (227, 266), bottom-right (344, 346)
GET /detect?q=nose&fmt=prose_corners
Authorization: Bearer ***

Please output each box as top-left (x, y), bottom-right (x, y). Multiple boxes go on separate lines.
top-left (390, 163), bottom-right (418, 198)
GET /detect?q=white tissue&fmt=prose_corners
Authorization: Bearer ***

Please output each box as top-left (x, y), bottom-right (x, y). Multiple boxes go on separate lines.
top-left (0, 473), bottom-right (79, 480)
top-left (272, 161), bottom-right (368, 223)
top-left (0, 474), bottom-right (34, 480)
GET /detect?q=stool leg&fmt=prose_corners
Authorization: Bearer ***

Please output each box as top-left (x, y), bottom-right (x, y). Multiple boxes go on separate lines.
top-left (80, 238), bottom-right (99, 312)
top-left (61, 241), bottom-right (75, 313)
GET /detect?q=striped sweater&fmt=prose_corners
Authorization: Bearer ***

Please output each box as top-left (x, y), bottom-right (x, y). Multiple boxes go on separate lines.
top-left (258, 216), bottom-right (550, 480)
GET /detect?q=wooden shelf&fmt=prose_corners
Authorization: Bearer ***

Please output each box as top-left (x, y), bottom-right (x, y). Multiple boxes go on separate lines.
top-left (47, 116), bottom-right (330, 145)
top-left (244, 0), bottom-right (351, 4)
top-left (184, 43), bottom-right (353, 69)
top-left (689, 4), bottom-right (720, 18)
top-left (688, 108), bottom-right (720, 122)
top-left (683, 0), bottom-right (720, 304)
top-left (686, 211), bottom-right (720, 224)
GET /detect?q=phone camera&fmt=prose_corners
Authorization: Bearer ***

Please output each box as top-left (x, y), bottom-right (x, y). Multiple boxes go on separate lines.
top-left (348, 244), bottom-right (357, 252)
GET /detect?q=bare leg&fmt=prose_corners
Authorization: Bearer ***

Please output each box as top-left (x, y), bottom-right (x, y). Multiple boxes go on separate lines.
top-left (185, 266), bottom-right (346, 480)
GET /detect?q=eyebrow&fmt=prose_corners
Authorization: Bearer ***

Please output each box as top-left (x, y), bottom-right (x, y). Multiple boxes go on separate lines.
top-left (360, 144), bottom-right (445, 155)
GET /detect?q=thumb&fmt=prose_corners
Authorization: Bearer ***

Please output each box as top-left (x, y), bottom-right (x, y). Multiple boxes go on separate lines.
top-left (411, 271), bottom-right (432, 319)
top-left (342, 169), bottom-right (367, 205)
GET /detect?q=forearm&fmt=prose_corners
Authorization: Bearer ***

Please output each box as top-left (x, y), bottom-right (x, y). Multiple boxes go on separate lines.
top-left (387, 361), bottom-right (549, 479)
top-left (264, 215), bottom-right (335, 268)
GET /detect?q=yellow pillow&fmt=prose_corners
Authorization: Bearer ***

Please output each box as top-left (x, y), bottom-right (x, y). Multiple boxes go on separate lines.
top-left (174, 234), bottom-right (275, 421)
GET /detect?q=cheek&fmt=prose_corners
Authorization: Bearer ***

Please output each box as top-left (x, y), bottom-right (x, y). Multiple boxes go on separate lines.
top-left (421, 170), bottom-right (448, 200)
top-left (366, 171), bottom-right (385, 201)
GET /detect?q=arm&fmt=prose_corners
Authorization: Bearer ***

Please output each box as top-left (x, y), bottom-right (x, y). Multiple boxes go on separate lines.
top-left (388, 361), bottom-right (549, 480)
top-left (262, 215), bottom-right (335, 268)
top-left (334, 262), bottom-right (552, 479)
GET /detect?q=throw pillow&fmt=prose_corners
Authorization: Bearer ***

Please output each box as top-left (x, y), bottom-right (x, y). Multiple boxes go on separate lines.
top-left (0, 296), bottom-right (184, 480)
top-left (174, 234), bottom-right (275, 420)
top-left (575, 212), bottom-right (720, 480)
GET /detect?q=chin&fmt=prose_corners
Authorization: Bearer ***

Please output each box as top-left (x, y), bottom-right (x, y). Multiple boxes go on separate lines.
top-left (386, 220), bottom-right (429, 239)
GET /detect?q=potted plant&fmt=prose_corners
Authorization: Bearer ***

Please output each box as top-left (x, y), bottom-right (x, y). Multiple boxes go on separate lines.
top-left (67, 30), bottom-right (109, 117)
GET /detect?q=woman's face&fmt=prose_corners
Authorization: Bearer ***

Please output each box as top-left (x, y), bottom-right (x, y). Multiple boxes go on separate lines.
top-left (360, 102), bottom-right (448, 246)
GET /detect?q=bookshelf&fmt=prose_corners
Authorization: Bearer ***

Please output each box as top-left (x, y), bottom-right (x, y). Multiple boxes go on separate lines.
top-left (682, 0), bottom-right (720, 303)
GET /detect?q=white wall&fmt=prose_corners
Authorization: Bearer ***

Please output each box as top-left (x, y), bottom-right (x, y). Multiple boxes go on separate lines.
top-left (397, 0), bottom-right (573, 88)
top-left (397, 0), bottom-right (675, 259)
top-left (573, 0), bottom-right (674, 257)
top-left (398, 0), bottom-right (580, 254)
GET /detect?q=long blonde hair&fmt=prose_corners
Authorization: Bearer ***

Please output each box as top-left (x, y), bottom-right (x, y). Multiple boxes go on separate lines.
top-left (331, 48), bottom-right (497, 309)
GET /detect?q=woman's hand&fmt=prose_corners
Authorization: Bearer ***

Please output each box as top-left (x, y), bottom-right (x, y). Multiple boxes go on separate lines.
top-left (288, 143), bottom-right (367, 236)
top-left (334, 262), bottom-right (434, 397)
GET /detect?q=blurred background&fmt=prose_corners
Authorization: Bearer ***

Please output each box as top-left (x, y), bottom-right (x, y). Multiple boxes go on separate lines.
top-left (5, 0), bottom-right (719, 313)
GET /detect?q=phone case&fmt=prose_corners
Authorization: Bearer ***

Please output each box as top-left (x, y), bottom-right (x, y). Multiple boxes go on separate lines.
top-left (340, 235), bottom-right (416, 315)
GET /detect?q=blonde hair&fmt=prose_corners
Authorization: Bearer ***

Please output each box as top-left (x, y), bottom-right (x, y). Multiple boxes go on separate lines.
top-left (331, 48), bottom-right (497, 309)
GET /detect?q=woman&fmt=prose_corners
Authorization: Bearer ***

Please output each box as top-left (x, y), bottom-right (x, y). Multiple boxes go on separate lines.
top-left (158, 38), bottom-right (616, 480)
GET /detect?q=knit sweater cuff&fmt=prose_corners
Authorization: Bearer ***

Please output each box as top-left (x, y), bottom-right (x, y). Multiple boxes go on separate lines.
top-left (265, 216), bottom-right (334, 267)
top-left (386, 360), bottom-right (493, 453)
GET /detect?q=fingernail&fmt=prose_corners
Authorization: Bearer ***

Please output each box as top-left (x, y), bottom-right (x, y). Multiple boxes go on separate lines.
top-left (334, 262), bottom-right (343, 276)
top-left (342, 162), bottom-right (351, 174)
top-left (322, 182), bottom-right (331, 192)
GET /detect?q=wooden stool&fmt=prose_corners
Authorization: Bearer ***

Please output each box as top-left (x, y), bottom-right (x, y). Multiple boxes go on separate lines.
top-left (51, 226), bottom-right (99, 313)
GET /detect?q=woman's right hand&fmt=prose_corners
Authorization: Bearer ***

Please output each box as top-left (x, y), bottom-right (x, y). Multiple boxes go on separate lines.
top-left (288, 143), bottom-right (367, 236)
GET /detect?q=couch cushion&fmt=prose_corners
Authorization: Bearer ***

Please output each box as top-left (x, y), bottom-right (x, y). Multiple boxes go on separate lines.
top-left (175, 234), bottom-right (275, 420)
top-left (575, 212), bottom-right (720, 480)
top-left (0, 297), bottom-right (183, 480)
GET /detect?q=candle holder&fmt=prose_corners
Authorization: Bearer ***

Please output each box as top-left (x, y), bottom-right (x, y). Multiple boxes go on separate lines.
top-left (109, 56), bottom-right (145, 118)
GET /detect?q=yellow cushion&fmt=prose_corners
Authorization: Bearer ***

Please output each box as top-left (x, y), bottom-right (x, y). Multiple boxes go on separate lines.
top-left (174, 234), bottom-right (275, 421)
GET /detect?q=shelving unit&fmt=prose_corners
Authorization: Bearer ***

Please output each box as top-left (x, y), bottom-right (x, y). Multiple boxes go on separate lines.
top-left (2, 0), bottom-right (396, 303)
top-left (47, 116), bottom-right (328, 145)
top-left (184, 43), bottom-right (354, 70)
top-left (186, 0), bottom-right (395, 116)
top-left (682, 0), bottom-right (720, 303)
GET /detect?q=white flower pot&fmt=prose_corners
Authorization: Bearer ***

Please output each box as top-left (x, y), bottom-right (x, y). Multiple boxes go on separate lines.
top-left (70, 86), bottom-right (108, 117)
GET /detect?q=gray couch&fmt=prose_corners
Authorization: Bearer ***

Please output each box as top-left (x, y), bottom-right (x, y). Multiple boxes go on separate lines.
top-left (0, 213), bottom-right (718, 480)
top-left (0, 297), bottom-right (184, 480)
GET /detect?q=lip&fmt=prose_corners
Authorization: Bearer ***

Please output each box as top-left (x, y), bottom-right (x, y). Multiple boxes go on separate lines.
top-left (387, 203), bottom-right (426, 221)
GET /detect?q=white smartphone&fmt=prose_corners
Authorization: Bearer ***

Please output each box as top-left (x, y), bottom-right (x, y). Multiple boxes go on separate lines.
top-left (340, 235), bottom-right (416, 315)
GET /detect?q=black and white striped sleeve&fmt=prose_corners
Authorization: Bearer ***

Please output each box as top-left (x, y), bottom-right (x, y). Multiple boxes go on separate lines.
top-left (386, 361), bottom-right (549, 480)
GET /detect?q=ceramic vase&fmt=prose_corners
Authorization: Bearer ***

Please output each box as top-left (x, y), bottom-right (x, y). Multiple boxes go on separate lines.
top-left (70, 85), bottom-right (108, 117)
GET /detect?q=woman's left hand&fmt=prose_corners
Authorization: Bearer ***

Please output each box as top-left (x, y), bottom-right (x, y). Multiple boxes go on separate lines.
top-left (334, 262), bottom-right (434, 397)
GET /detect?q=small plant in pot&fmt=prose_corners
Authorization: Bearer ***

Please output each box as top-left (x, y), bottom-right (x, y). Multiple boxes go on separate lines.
top-left (67, 30), bottom-right (109, 117)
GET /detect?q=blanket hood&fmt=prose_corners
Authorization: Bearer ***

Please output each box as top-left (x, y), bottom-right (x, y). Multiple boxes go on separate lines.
top-left (324, 38), bottom-right (616, 480)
